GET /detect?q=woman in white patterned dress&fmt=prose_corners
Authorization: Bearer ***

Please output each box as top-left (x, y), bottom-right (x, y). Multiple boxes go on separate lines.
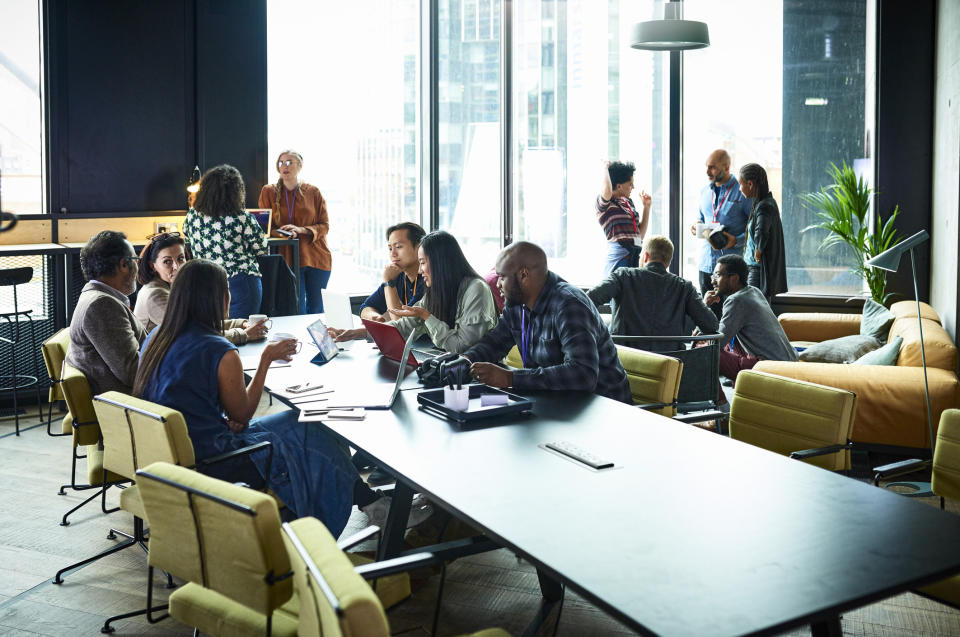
top-left (184, 164), bottom-right (268, 319)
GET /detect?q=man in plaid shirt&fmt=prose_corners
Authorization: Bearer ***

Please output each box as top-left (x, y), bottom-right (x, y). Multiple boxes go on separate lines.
top-left (464, 242), bottom-right (632, 404)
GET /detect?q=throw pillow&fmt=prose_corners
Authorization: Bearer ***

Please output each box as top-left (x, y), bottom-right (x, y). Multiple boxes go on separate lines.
top-left (798, 334), bottom-right (881, 364)
top-left (852, 336), bottom-right (903, 366)
top-left (860, 298), bottom-right (895, 342)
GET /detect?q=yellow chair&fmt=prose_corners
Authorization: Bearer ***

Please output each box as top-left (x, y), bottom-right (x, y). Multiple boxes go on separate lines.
top-left (504, 345), bottom-right (524, 369)
top-left (55, 362), bottom-right (124, 526)
top-left (615, 344), bottom-right (683, 417)
top-left (282, 515), bottom-right (511, 637)
top-left (40, 328), bottom-right (71, 437)
top-left (54, 391), bottom-right (274, 633)
top-left (729, 370), bottom-right (857, 472)
top-left (872, 410), bottom-right (960, 606)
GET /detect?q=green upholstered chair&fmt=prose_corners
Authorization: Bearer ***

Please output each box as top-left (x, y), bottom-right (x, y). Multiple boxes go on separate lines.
top-left (282, 515), bottom-right (511, 637)
top-left (54, 362), bottom-right (124, 526)
top-left (135, 461), bottom-right (301, 637)
top-left (729, 370), bottom-right (857, 472)
top-left (40, 328), bottom-right (71, 437)
top-left (615, 345), bottom-right (683, 417)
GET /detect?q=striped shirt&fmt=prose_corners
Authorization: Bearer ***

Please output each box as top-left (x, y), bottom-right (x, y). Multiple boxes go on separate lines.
top-left (596, 195), bottom-right (641, 243)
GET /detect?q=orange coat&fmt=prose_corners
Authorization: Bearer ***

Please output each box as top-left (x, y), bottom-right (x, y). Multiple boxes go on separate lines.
top-left (258, 182), bottom-right (332, 271)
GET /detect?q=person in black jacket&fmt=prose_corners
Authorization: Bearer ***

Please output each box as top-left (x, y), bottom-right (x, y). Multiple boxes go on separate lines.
top-left (739, 163), bottom-right (787, 301)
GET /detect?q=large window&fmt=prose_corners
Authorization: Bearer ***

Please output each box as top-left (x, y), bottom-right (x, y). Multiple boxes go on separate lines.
top-left (512, 0), bottom-right (669, 283)
top-left (267, 1), bottom-right (421, 292)
top-left (681, 0), bottom-right (867, 297)
top-left (438, 0), bottom-right (503, 272)
top-left (0, 0), bottom-right (43, 215)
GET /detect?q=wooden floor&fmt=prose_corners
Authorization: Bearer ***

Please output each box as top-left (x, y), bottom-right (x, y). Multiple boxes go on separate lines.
top-left (3, 401), bottom-right (960, 636)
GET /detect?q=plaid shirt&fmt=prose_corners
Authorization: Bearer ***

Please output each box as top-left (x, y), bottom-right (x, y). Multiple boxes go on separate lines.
top-left (465, 272), bottom-right (632, 404)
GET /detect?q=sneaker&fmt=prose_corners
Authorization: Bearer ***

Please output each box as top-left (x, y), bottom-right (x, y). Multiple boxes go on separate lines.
top-left (361, 495), bottom-right (434, 529)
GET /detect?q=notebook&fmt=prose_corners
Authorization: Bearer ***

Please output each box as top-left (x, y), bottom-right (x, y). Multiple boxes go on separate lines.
top-left (322, 290), bottom-right (355, 330)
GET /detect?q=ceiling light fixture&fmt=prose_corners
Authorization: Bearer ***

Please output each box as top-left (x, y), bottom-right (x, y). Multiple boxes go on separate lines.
top-left (631, 1), bottom-right (710, 52)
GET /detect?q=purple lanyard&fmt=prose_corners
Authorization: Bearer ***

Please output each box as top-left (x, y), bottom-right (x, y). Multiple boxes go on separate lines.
top-left (520, 308), bottom-right (530, 366)
top-left (284, 188), bottom-right (296, 225)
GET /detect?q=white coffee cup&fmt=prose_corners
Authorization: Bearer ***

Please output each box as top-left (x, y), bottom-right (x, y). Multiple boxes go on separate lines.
top-left (249, 314), bottom-right (272, 330)
top-left (270, 332), bottom-right (302, 353)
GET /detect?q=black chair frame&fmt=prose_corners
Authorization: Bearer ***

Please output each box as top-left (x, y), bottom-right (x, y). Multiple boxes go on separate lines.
top-left (0, 267), bottom-right (44, 436)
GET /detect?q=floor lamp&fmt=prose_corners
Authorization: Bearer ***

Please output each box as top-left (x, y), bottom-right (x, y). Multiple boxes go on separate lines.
top-left (864, 229), bottom-right (934, 454)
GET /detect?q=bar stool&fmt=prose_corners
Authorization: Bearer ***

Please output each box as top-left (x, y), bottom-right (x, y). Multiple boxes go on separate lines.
top-left (0, 267), bottom-right (44, 436)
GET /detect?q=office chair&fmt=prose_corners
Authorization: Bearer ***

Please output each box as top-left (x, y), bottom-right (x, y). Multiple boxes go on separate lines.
top-left (0, 266), bottom-right (45, 436)
top-left (615, 345), bottom-right (683, 417)
top-left (729, 370), bottom-right (857, 472)
top-left (40, 328), bottom-right (72, 437)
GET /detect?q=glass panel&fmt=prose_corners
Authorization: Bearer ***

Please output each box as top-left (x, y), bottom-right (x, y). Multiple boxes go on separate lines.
top-left (0, 0), bottom-right (43, 215)
top-left (512, 0), bottom-right (667, 284)
top-left (267, 1), bottom-right (421, 292)
top-left (439, 0), bottom-right (502, 274)
top-left (681, 0), bottom-right (867, 297)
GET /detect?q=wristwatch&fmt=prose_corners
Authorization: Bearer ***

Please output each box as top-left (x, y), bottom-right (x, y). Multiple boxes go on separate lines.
top-left (380, 281), bottom-right (393, 289)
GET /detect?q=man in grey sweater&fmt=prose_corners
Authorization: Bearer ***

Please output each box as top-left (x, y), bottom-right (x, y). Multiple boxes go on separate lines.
top-left (65, 230), bottom-right (147, 395)
top-left (704, 254), bottom-right (796, 381)
top-left (587, 235), bottom-right (718, 352)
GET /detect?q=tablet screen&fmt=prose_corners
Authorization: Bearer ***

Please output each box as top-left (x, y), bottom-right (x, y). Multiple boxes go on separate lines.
top-left (306, 318), bottom-right (339, 362)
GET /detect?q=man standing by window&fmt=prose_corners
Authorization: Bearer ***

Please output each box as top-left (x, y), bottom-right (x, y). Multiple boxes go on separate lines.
top-left (690, 149), bottom-right (752, 314)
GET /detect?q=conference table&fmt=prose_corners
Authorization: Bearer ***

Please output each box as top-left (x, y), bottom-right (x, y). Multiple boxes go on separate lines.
top-left (241, 314), bottom-right (960, 637)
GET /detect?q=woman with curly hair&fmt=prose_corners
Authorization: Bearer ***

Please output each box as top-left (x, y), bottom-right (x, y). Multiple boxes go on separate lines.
top-left (185, 164), bottom-right (268, 319)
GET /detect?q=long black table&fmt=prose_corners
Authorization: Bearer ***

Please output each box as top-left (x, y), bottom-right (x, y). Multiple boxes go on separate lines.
top-left (244, 315), bottom-right (960, 637)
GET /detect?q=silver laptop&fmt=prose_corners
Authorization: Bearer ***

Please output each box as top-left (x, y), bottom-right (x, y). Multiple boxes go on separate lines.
top-left (321, 290), bottom-right (355, 330)
top-left (319, 329), bottom-right (419, 410)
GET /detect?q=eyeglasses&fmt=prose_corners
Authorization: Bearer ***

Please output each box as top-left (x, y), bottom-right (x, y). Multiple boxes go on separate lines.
top-left (277, 159), bottom-right (296, 168)
top-left (146, 231), bottom-right (182, 241)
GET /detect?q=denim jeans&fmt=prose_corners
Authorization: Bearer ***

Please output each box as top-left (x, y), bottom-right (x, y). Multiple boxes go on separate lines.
top-left (300, 266), bottom-right (331, 314)
top-left (228, 273), bottom-right (263, 319)
top-left (245, 409), bottom-right (357, 537)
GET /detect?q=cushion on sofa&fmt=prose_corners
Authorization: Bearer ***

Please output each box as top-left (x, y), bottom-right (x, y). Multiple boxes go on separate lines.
top-left (860, 299), bottom-right (895, 342)
top-left (888, 316), bottom-right (958, 370)
top-left (853, 336), bottom-right (902, 366)
top-left (778, 313), bottom-right (861, 342)
top-left (798, 334), bottom-right (880, 364)
top-left (891, 300), bottom-right (941, 324)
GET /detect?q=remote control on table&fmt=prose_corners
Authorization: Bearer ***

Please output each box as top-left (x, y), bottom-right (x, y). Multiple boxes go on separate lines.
top-left (545, 441), bottom-right (614, 470)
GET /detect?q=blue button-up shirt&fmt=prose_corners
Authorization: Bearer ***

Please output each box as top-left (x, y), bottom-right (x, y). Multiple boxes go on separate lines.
top-left (358, 271), bottom-right (426, 315)
top-left (696, 176), bottom-right (752, 273)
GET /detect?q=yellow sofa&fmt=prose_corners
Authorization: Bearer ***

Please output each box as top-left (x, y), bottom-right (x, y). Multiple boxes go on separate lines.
top-left (755, 301), bottom-right (960, 449)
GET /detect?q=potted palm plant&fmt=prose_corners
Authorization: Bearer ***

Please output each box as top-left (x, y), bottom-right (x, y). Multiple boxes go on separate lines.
top-left (801, 161), bottom-right (902, 304)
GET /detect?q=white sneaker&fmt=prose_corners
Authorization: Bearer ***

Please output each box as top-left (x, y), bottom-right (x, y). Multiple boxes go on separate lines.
top-left (361, 495), bottom-right (434, 529)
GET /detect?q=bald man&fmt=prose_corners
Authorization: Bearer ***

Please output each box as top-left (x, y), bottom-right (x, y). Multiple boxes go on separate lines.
top-left (463, 242), bottom-right (632, 404)
top-left (690, 149), bottom-right (752, 305)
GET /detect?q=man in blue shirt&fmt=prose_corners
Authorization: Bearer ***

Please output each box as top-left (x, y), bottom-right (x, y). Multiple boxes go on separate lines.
top-left (359, 222), bottom-right (426, 322)
top-left (465, 241), bottom-right (632, 404)
top-left (690, 149), bottom-right (752, 306)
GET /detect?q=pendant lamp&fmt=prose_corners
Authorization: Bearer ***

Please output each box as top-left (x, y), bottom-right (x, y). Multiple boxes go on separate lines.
top-left (631, 1), bottom-right (710, 51)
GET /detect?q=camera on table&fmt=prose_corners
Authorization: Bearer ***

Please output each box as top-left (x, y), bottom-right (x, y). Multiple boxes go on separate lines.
top-left (417, 352), bottom-right (471, 388)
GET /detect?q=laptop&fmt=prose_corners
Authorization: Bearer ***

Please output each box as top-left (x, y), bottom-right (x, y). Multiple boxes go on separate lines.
top-left (248, 209), bottom-right (272, 234)
top-left (361, 318), bottom-right (443, 367)
top-left (317, 329), bottom-right (419, 410)
top-left (322, 290), bottom-right (355, 330)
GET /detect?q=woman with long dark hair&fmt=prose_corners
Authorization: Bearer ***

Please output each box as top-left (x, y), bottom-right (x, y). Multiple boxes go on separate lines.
top-left (330, 231), bottom-right (497, 353)
top-left (132, 232), bottom-right (268, 343)
top-left (185, 164), bottom-right (268, 319)
top-left (134, 259), bottom-right (428, 535)
top-left (258, 149), bottom-right (332, 314)
top-left (739, 163), bottom-right (787, 301)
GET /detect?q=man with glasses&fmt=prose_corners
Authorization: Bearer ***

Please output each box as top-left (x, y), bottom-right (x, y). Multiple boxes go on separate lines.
top-left (65, 230), bottom-right (147, 394)
top-left (704, 254), bottom-right (796, 381)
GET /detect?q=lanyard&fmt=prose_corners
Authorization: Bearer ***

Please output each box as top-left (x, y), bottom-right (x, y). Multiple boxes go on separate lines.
top-left (620, 198), bottom-right (639, 233)
top-left (402, 275), bottom-right (418, 306)
top-left (283, 187), bottom-right (296, 225)
top-left (520, 307), bottom-right (531, 367)
top-left (711, 183), bottom-right (733, 222)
